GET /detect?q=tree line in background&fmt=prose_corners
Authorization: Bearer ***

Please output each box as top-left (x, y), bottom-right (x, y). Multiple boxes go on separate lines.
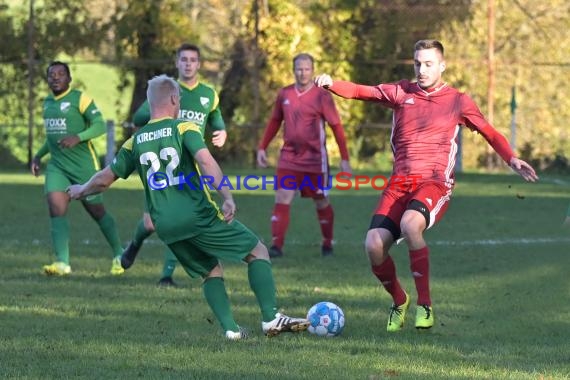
top-left (0, 0), bottom-right (568, 171)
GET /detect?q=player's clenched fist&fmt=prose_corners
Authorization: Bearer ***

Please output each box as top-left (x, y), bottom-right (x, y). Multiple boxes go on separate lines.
top-left (66, 184), bottom-right (83, 200)
top-left (314, 74), bottom-right (333, 88)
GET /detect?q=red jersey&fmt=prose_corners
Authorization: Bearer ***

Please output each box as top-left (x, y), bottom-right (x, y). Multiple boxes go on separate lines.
top-left (329, 79), bottom-right (514, 187)
top-left (259, 84), bottom-right (349, 173)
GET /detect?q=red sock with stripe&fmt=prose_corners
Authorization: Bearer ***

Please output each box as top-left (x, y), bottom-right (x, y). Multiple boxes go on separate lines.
top-left (271, 203), bottom-right (290, 249)
top-left (410, 246), bottom-right (431, 306)
top-left (317, 205), bottom-right (334, 248)
top-left (371, 256), bottom-right (407, 306)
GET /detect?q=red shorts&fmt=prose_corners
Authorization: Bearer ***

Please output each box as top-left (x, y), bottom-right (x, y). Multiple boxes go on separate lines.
top-left (373, 181), bottom-right (452, 230)
top-left (276, 168), bottom-right (330, 198)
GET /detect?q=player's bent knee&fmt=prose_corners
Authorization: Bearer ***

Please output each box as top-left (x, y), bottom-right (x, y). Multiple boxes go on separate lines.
top-left (47, 192), bottom-right (70, 216)
top-left (400, 226), bottom-right (422, 243)
top-left (364, 230), bottom-right (385, 257)
top-left (275, 188), bottom-right (295, 204)
top-left (400, 216), bottom-right (425, 241)
top-left (144, 222), bottom-right (155, 233)
top-left (205, 264), bottom-right (224, 278)
top-left (247, 242), bottom-right (269, 262)
top-left (143, 213), bottom-right (155, 232)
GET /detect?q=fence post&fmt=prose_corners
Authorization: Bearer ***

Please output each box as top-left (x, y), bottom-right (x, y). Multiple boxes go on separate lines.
top-left (105, 120), bottom-right (115, 166)
top-left (510, 86), bottom-right (517, 152)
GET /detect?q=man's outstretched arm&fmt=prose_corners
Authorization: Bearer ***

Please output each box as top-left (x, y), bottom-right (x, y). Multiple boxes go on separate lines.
top-left (315, 74), bottom-right (381, 101)
top-left (67, 166), bottom-right (119, 199)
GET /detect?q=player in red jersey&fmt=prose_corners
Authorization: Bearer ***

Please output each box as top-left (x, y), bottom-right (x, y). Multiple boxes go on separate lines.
top-left (315, 40), bottom-right (538, 331)
top-left (257, 53), bottom-right (352, 258)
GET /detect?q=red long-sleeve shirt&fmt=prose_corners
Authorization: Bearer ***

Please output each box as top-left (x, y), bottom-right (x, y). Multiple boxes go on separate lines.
top-left (328, 79), bottom-right (514, 187)
top-left (259, 84), bottom-right (349, 173)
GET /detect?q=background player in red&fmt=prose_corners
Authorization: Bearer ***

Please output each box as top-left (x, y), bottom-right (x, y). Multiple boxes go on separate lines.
top-left (315, 39), bottom-right (538, 331)
top-left (257, 53), bottom-right (352, 258)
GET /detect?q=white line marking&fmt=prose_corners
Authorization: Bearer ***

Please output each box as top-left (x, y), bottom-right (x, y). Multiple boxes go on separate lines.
top-left (8, 237), bottom-right (570, 248)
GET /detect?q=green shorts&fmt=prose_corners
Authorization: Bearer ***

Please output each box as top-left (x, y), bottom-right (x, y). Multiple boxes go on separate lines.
top-left (167, 218), bottom-right (259, 278)
top-left (45, 163), bottom-right (103, 204)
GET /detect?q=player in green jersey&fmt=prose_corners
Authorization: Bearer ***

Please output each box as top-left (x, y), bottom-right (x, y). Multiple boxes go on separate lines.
top-left (67, 75), bottom-right (309, 339)
top-left (122, 43), bottom-right (228, 287)
top-left (31, 61), bottom-right (124, 276)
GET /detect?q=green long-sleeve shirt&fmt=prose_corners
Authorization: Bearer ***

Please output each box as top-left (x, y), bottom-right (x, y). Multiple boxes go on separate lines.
top-left (35, 88), bottom-right (106, 172)
top-left (132, 80), bottom-right (225, 136)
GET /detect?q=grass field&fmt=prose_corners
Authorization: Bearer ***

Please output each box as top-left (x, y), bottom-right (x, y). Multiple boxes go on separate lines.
top-left (1, 170), bottom-right (569, 379)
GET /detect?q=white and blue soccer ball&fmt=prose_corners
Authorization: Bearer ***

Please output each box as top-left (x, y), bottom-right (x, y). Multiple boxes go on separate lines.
top-left (307, 301), bottom-right (345, 337)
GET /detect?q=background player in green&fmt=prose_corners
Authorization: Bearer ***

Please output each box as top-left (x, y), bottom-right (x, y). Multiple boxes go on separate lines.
top-left (30, 61), bottom-right (124, 276)
top-left (122, 43), bottom-right (227, 286)
top-left (67, 74), bottom-right (309, 339)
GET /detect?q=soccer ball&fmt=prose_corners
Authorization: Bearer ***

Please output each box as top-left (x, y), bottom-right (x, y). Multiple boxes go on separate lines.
top-left (306, 301), bottom-right (345, 337)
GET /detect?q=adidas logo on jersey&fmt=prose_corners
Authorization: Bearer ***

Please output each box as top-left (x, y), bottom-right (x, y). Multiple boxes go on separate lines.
top-left (404, 98), bottom-right (415, 105)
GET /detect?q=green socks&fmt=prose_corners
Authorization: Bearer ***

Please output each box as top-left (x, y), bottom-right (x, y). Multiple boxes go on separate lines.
top-left (203, 260), bottom-right (278, 332)
top-left (161, 249), bottom-right (178, 278)
top-left (96, 213), bottom-right (123, 257)
top-left (50, 216), bottom-right (69, 264)
top-left (51, 213), bottom-right (122, 263)
top-left (202, 277), bottom-right (239, 332)
top-left (248, 259), bottom-right (278, 321)
top-left (133, 218), bottom-right (152, 247)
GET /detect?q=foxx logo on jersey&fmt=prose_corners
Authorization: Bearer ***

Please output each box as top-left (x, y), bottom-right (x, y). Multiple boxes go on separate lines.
top-left (179, 109), bottom-right (206, 124)
top-left (45, 118), bottom-right (67, 133)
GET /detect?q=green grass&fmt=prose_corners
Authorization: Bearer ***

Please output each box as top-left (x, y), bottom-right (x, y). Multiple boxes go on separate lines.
top-left (1, 171), bottom-right (569, 379)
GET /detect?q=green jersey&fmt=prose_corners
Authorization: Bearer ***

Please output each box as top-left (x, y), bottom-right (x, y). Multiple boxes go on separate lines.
top-left (132, 80), bottom-right (225, 134)
top-left (111, 117), bottom-right (223, 244)
top-left (37, 88), bottom-right (106, 174)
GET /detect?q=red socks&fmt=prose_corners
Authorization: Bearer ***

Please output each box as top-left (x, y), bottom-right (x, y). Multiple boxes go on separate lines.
top-left (271, 203), bottom-right (290, 249)
top-left (410, 246), bottom-right (431, 306)
top-left (371, 246), bottom-right (431, 306)
top-left (272, 203), bottom-right (334, 249)
top-left (317, 205), bottom-right (334, 248)
top-left (372, 256), bottom-right (407, 306)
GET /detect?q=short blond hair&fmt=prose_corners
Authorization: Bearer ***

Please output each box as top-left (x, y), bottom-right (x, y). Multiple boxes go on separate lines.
top-left (147, 75), bottom-right (179, 107)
